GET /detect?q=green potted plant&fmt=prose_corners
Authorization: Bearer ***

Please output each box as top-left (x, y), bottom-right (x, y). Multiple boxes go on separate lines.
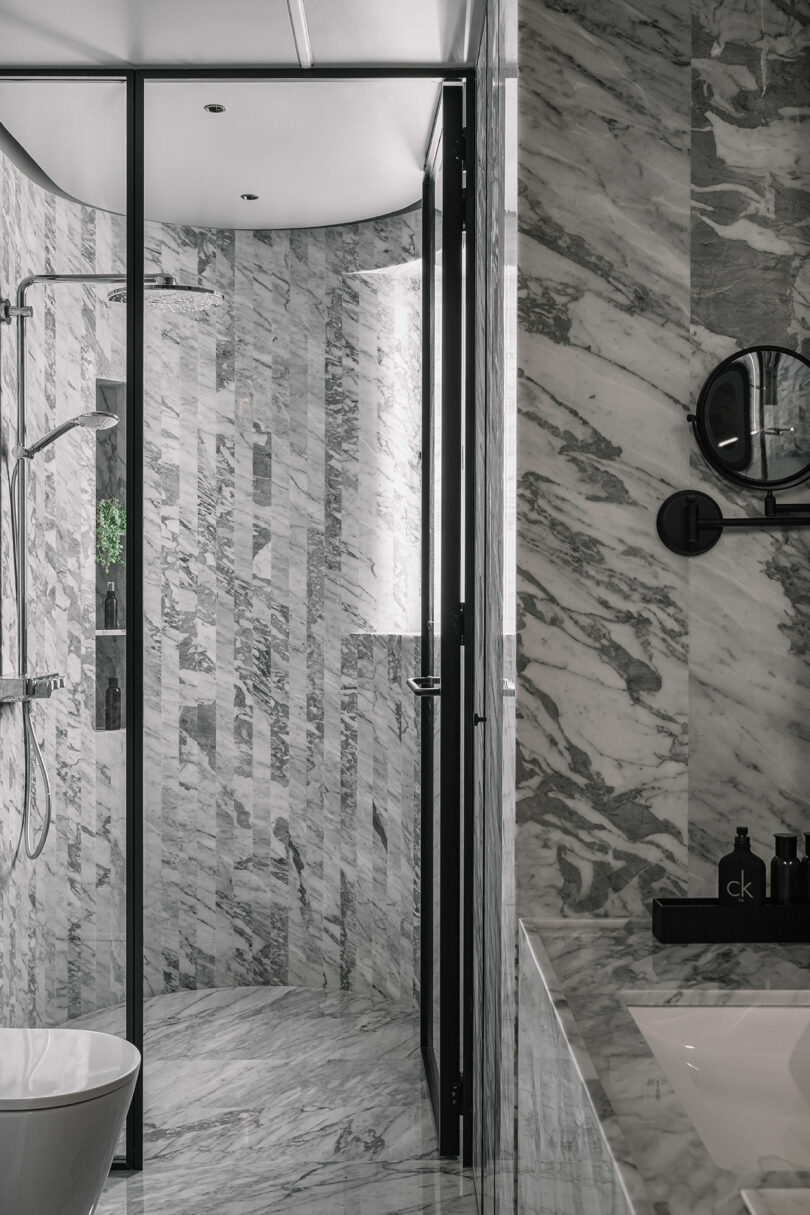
top-left (97, 498), bottom-right (126, 574)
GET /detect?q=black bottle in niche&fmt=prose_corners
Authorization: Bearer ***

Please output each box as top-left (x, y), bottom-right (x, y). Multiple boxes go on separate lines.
top-left (771, 833), bottom-right (803, 905)
top-left (718, 826), bottom-right (766, 904)
top-left (105, 675), bottom-right (121, 731)
top-left (104, 581), bottom-right (118, 630)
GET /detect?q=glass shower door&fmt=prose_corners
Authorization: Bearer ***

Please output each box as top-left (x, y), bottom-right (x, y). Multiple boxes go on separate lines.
top-left (415, 81), bottom-right (466, 1158)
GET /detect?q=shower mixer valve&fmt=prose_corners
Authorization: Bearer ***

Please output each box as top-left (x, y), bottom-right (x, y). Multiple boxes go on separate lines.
top-left (0, 672), bottom-right (66, 703)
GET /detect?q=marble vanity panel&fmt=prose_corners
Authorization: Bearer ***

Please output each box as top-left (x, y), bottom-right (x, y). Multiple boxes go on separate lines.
top-left (687, 0), bottom-right (810, 895)
top-left (0, 143), bottom-right (128, 1028)
top-left (517, 926), bottom-right (635, 1215)
top-left (142, 214), bottom-right (423, 1002)
top-left (514, 0), bottom-right (692, 921)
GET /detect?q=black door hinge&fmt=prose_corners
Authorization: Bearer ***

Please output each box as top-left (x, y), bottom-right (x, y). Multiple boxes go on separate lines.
top-left (450, 1071), bottom-right (464, 1113)
top-left (457, 601), bottom-right (465, 645)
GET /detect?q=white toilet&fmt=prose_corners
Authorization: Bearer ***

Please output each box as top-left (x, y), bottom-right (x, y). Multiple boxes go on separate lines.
top-left (0, 1027), bottom-right (141, 1215)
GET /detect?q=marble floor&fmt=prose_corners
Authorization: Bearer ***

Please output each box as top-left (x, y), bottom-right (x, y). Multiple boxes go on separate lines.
top-left (79, 986), bottom-right (477, 1215)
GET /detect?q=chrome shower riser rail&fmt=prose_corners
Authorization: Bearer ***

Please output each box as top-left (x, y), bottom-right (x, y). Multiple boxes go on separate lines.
top-left (9, 271), bottom-right (152, 859)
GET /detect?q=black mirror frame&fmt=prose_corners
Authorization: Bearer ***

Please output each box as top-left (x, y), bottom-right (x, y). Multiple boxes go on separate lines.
top-left (691, 343), bottom-right (810, 492)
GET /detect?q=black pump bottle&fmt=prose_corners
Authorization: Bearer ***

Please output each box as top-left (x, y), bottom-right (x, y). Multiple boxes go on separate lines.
top-left (771, 833), bottom-right (803, 905)
top-left (718, 826), bottom-right (765, 904)
top-left (105, 675), bottom-right (121, 731)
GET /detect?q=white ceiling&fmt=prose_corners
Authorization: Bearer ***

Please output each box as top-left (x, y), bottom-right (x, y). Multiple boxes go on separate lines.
top-left (0, 77), bottom-right (441, 227)
top-left (0, 0), bottom-right (479, 228)
top-left (0, 0), bottom-right (481, 66)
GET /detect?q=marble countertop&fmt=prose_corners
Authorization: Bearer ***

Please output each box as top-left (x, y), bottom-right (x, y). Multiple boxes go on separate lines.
top-left (522, 918), bottom-right (810, 1215)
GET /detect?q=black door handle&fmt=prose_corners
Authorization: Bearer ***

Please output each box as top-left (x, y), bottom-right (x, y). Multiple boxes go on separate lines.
top-left (407, 676), bottom-right (442, 697)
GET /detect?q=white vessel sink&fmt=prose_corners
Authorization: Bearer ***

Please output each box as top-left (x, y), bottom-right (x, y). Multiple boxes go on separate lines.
top-left (628, 1005), bottom-right (810, 1171)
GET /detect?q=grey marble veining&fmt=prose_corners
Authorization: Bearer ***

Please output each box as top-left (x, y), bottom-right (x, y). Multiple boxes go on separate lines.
top-left (514, 4), bottom-right (810, 1204)
top-left (87, 986), bottom-right (477, 1215)
top-left (687, 1), bottom-right (810, 897)
top-left (514, 0), bottom-right (810, 908)
top-left (515, 0), bottom-right (692, 923)
top-left (520, 918), bottom-right (810, 1215)
top-left (142, 215), bottom-right (423, 1004)
top-left (1, 134), bottom-right (423, 1028)
top-left (0, 140), bottom-right (128, 1029)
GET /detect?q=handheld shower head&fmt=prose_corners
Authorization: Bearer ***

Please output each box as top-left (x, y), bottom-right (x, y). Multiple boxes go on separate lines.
top-left (14, 411), bottom-right (118, 460)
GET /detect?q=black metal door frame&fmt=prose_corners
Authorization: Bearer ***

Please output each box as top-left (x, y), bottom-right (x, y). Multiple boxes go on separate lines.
top-left (419, 80), bottom-right (475, 1160)
top-left (0, 61), bottom-right (474, 1175)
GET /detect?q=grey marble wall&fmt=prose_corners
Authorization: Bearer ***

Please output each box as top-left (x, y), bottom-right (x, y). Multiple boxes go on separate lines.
top-left (515, 8), bottom-right (809, 1205)
top-left (142, 213), bottom-right (423, 1002)
top-left (0, 140), bottom-right (128, 1027)
top-left (0, 138), bottom-right (423, 1024)
top-left (687, 1), bottom-right (810, 893)
top-left (515, 0), bottom-right (692, 922)
top-left (515, 0), bottom-right (810, 923)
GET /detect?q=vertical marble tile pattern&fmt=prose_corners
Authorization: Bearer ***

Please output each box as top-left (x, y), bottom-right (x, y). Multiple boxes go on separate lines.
top-left (688, 1), bottom-right (810, 895)
top-left (515, 0), bottom-right (692, 920)
top-left (0, 140), bottom-right (128, 1028)
top-left (142, 214), bottom-right (423, 1003)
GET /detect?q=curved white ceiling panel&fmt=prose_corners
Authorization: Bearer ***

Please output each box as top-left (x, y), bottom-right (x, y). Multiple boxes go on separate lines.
top-left (0, 77), bottom-right (440, 228)
top-left (143, 79), bottom-right (440, 228)
top-left (0, 80), bottom-right (127, 211)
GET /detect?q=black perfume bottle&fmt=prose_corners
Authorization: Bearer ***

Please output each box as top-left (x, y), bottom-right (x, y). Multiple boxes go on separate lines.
top-left (105, 675), bottom-right (121, 731)
top-left (104, 581), bottom-right (118, 630)
top-left (718, 826), bottom-right (766, 904)
top-left (771, 834), bottom-right (803, 905)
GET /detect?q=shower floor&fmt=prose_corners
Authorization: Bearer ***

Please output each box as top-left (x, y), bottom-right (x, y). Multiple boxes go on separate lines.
top-left (78, 986), bottom-right (476, 1215)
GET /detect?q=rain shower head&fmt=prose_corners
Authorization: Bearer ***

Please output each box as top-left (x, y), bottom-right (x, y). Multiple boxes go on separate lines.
top-left (108, 275), bottom-right (222, 315)
top-left (14, 411), bottom-right (118, 460)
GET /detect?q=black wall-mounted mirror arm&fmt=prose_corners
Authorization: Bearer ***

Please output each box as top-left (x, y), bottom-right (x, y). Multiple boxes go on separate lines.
top-left (657, 489), bottom-right (810, 557)
top-left (762, 490), bottom-right (810, 517)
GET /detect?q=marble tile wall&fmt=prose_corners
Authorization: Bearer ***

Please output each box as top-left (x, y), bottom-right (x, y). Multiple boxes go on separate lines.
top-left (142, 213), bottom-right (423, 1002)
top-left (515, 0), bottom-right (810, 917)
top-left (0, 135), bottom-right (423, 1023)
top-left (515, 0), bottom-right (692, 921)
top-left (515, 5), bottom-right (810, 1206)
top-left (687, 2), bottom-right (810, 892)
top-left (0, 138), bottom-right (128, 1027)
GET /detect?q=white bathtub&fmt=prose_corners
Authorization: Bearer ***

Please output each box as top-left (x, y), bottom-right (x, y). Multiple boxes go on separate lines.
top-left (628, 1005), bottom-right (810, 1172)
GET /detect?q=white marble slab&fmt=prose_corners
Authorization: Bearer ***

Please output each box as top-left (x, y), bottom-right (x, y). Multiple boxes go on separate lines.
top-left (520, 919), bottom-right (810, 1215)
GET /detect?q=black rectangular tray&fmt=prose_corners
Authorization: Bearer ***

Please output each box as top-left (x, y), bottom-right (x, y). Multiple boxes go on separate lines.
top-left (652, 897), bottom-right (810, 944)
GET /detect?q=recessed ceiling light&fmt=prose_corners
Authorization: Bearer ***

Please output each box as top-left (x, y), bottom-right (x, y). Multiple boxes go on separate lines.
top-left (204, 103), bottom-right (226, 114)
top-left (240, 193), bottom-right (259, 201)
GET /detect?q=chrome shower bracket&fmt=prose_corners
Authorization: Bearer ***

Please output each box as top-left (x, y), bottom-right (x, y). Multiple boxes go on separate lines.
top-left (0, 673), bottom-right (66, 703)
top-left (0, 299), bottom-right (33, 325)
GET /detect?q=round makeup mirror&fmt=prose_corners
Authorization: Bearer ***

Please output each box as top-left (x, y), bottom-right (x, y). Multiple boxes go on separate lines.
top-left (691, 345), bottom-right (810, 490)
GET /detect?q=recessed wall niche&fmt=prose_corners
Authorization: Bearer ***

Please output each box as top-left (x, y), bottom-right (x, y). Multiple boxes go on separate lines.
top-left (95, 379), bottom-right (126, 731)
